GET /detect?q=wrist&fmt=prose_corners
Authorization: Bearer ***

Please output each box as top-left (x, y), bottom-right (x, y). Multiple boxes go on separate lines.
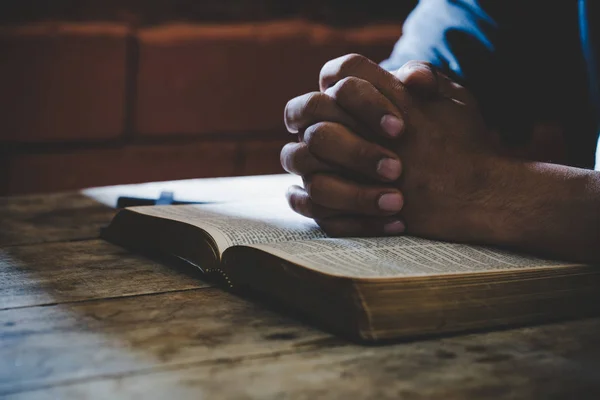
top-left (478, 158), bottom-right (600, 260)
top-left (484, 157), bottom-right (534, 249)
top-left (461, 155), bottom-right (521, 247)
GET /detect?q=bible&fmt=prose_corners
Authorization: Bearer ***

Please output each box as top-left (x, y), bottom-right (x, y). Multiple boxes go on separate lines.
top-left (102, 198), bottom-right (600, 342)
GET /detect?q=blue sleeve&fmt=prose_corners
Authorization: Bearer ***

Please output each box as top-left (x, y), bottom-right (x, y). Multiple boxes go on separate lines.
top-left (379, 0), bottom-right (598, 166)
top-left (380, 0), bottom-right (535, 145)
top-left (380, 0), bottom-right (499, 82)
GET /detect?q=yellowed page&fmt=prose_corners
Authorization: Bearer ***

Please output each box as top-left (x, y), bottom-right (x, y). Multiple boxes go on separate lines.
top-left (248, 236), bottom-right (579, 278)
top-left (129, 198), bottom-right (325, 255)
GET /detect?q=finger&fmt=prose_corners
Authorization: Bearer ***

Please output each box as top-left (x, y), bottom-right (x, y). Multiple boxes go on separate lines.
top-left (280, 142), bottom-right (337, 176)
top-left (394, 60), bottom-right (439, 98)
top-left (287, 185), bottom-right (406, 236)
top-left (437, 72), bottom-right (478, 107)
top-left (394, 61), bottom-right (476, 106)
top-left (317, 216), bottom-right (406, 237)
top-left (286, 185), bottom-right (345, 219)
top-left (284, 91), bottom-right (360, 134)
top-left (319, 54), bottom-right (414, 114)
top-left (325, 76), bottom-right (405, 139)
top-left (304, 173), bottom-right (404, 216)
top-left (303, 122), bottom-right (402, 182)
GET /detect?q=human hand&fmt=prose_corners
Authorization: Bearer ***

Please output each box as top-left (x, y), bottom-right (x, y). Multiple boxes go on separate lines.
top-left (387, 62), bottom-right (506, 243)
top-left (285, 58), bottom-right (600, 262)
top-left (282, 54), bottom-right (439, 236)
top-left (285, 57), bottom-right (507, 242)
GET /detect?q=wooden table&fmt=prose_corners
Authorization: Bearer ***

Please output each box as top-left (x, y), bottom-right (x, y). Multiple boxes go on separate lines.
top-left (2, 174), bottom-right (600, 399)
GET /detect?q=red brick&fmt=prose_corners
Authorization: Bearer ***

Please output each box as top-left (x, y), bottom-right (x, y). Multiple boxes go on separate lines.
top-left (239, 137), bottom-right (289, 176)
top-left (2, 140), bottom-right (237, 194)
top-left (0, 23), bottom-right (129, 143)
top-left (135, 20), bottom-right (402, 136)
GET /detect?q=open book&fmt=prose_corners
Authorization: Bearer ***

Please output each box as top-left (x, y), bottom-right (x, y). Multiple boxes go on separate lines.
top-left (103, 199), bottom-right (600, 341)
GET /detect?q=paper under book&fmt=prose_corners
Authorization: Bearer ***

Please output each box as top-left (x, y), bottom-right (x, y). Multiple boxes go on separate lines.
top-left (103, 198), bottom-right (600, 341)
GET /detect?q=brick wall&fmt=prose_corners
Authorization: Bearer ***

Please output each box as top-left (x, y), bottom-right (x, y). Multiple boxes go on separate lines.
top-left (0, 3), bottom-right (410, 195)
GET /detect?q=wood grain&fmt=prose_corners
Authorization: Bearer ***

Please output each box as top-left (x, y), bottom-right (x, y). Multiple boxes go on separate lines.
top-left (0, 239), bottom-right (209, 309)
top-left (3, 290), bottom-right (600, 399)
top-left (0, 192), bottom-right (116, 246)
top-left (3, 174), bottom-right (600, 399)
top-left (0, 288), bottom-right (332, 396)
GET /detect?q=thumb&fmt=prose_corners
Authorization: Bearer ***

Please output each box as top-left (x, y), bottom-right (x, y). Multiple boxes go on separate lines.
top-left (394, 61), bottom-right (439, 98)
top-left (395, 61), bottom-right (476, 107)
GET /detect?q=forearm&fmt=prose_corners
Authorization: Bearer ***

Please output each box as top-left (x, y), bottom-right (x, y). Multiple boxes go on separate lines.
top-left (488, 158), bottom-right (600, 263)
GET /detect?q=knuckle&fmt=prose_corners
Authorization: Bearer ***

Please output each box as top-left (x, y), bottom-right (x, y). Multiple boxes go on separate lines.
top-left (283, 143), bottom-right (315, 176)
top-left (419, 60), bottom-right (435, 69)
top-left (279, 143), bottom-right (297, 173)
top-left (301, 92), bottom-right (324, 120)
top-left (351, 142), bottom-right (371, 162)
top-left (279, 145), bottom-right (289, 170)
top-left (319, 61), bottom-right (334, 88)
top-left (283, 96), bottom-right (302, 132)
top-left (284, 92), bottom-right (324, 132)
top-left (303, 122), bottom-right (329, 153)
top-left (400, 60), bottom-right (435, 75)
top-left (283, 100), bottom-right (295, 132)
top-left (305, 175), bottom-right (327, 203)
top-left (330, 76), bottom-right (362, 99)
top-left (338, 53), bottom-right (367, 75)
top-left (405, 60), bottom-right (434, 69)
top-left (293, 145), bottom-right (313, 175)
top-left (320, 53), bottom-right (367, 87)
top-left (283, 105), bottom-right (298, 133)
top-left (353, 187), bottom-right (372, 210)
top-left (287, 187), bottom-right (311, 217)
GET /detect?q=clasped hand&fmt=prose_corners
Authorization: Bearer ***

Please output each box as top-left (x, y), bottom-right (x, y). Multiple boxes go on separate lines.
top-left (281, 54), bottom-right (504, 243)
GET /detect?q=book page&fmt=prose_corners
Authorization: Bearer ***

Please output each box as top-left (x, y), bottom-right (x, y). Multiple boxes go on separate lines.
top-left (129, 198), bottom-right (325, 254)
top-left (248, 236), bottom-right (579, 278)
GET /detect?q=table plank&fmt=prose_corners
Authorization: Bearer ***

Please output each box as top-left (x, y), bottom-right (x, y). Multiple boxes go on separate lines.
top-left (0, 192), bottom-right (115, 247)
top-left (0, 239), bottom-right (209, 309)
top-left (3, 289), bottom-right (600, 399)
top-left (0, 288), bottom-right (333, 396)
top-left (4, 172), bottom-right (600, 399)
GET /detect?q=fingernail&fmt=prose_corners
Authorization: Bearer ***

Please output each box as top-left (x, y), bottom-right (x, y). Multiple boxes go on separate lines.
top-left (378, 193), bottom-right (403, 212)
top-left (377, 158), bottom-right (401, 181)
top-left (380, 114), bottom-right (404, 138)
top-left (384, 220), bottom-right (405, 234)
